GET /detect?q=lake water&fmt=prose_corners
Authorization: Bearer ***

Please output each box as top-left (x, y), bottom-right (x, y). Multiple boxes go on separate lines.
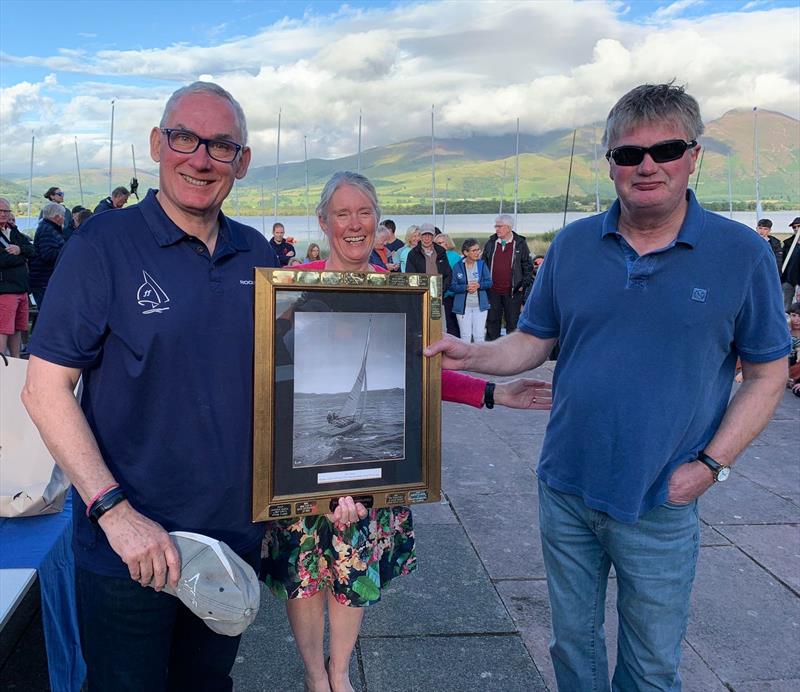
top-left (13, 209), bottom-right (799, 244)
top-left (293, 389), bottom-right (405, 467)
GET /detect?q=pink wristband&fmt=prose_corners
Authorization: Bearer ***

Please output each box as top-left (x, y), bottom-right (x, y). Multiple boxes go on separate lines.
top-left (86, 483), bottom-right (120, 517)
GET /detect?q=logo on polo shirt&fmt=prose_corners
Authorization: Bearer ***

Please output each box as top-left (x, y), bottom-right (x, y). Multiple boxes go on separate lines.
top-left (691, 288), bottom-right (708, 303)
top-left (137, 270), bottom-right (170, 314)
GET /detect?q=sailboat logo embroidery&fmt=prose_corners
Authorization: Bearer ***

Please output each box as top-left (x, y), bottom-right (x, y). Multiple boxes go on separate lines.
top-left (137, 271), bottom-right (170, 314)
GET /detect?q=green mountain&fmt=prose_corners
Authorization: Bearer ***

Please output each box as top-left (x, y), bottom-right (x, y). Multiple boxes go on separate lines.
top-left (2, 109), bottom-right (797, 216)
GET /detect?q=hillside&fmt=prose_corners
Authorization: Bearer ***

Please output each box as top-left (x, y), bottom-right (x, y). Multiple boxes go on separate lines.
top-left (2, 109), bottom-right (797, 216)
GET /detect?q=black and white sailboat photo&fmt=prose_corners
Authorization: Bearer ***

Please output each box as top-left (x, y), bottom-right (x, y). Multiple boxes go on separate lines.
top-left (292, 312), bottom-right (406, 468)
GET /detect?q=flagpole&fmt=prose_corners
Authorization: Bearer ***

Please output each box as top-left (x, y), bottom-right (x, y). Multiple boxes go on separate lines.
top-left (75, 137), bottom-right (84, 205)
top-left (274, 108), bottom-right (281, 222)
top-left (109, 100), bottom-right (115, 196)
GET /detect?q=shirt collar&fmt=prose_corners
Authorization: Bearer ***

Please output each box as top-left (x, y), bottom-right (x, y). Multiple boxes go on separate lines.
top-left (140, 188), bottom-right (251, 252)
top-left (601, 189), bottom-right (704, 248)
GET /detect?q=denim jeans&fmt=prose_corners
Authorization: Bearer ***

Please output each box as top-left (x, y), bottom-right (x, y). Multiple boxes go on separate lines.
top-left (76, 547), bottom-right (260, 692)
top-left (538, 479), bottom-right (700, 692)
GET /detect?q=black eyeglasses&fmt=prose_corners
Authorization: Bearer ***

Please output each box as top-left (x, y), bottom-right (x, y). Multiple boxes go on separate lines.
top-left (161, 128), bottom-right (242, 163)
top-left (605, 139), bottom-right (697, 166)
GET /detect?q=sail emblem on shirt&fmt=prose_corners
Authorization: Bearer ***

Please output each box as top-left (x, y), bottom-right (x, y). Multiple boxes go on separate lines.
top-left (137, 270), bottom-right (170, 314)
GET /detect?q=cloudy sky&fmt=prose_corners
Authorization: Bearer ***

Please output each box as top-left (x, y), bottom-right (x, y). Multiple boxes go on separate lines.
top-left (1, 0), bottom-right (798, 175)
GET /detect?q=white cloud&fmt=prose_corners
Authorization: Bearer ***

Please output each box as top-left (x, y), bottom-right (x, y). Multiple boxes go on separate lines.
top-left (0, 0), bottom-right (798, 174)
top-left (651, 0), bottom-right (705, 21)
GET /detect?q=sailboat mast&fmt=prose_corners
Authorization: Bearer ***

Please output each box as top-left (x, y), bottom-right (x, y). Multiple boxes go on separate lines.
top-left (562, 129), bottom-right (577, 229)
top-left (593, 124), bottom-right (601, 212)
top-left (109, 100), bottom-right (115, 196)
top-left (304, 135), bottom-right (310, 234)
top-left (693, 148), bottom-right (705, 192)
top-left (431, 105), bottom-right (436, 222)
top-left (357, 110), bottom-right (362, 174)
top-left (753, 106), bottom-right (762, 222)
top-left (27, 133), bottom-right (34, 226)
top-left (274, 109), bottom-right (281, 222)
top-left (499, 160), bottom-right (506, 214)
top-left (513, 117), bottom-right (520, 230)
top-left (75, 137), bottom-right (84, 205)
top-left (727, 152), bottom-right (733, 219)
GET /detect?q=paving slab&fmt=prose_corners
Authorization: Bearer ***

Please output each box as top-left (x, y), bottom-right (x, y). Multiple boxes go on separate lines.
top-left (408, 496), bottom-right (460, 525)
top-left (714, 523), bottom-right (800, 593)
top-left (361, 524), bottom-right (513, 637)
top-left (688, 545), bottom-right (800, 685)
top-left (733, 680), bottom-right (800, 691)
top-left (233, 585), bottom-right (364, 692)
top-left (700, 521), bottom-right (731, 547)
top-left (734, 423), bottom-right (800, 500)
top-left (699, 474), bottom-right (799, 525)
top-left (495, 578), bottom-right (728, 692)
top-left (360, 635), bottom-right (547, 692)
top-left (448, 491), bottom-right (546, 580)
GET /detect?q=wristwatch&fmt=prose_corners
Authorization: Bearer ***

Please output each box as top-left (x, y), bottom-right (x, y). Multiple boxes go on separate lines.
top-left (697, 451), bottom-right (730, 482)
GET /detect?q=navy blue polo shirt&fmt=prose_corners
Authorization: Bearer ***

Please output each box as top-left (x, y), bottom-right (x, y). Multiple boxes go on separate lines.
top-left (30, 189), bottom-right (280, 576)
top-left (519, 190), bottom-right (790, 523)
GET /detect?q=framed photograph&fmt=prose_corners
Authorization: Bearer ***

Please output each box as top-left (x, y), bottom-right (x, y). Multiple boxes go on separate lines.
top-left (252, 268), bottom-right (443, 521)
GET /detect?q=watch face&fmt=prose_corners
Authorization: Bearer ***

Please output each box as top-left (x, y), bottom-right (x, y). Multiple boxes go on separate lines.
top-left (716, 466), bottom-right (731, 482)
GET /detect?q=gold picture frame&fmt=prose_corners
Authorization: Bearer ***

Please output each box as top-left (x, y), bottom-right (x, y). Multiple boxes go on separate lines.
top-left (252, 268), bottom-right (442, 521)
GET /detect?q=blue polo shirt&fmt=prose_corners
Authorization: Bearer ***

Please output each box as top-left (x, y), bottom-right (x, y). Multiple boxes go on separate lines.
top-left (30, 189), bottom-right (280, 576)
top-left (519, 191), bottom-right (790, 523)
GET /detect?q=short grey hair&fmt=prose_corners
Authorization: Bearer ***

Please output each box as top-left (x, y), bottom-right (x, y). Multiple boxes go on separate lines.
top-left (316, 171), bottom-right (381, 223)
top-left (376, 224), bottom-right (391, 242)
top-left (42, 202), bottom-right (65, 221)
top-left (602, 81), bottom-right (704, 148)
top-left (160, 81), bottom-right (249, 145)
top-left (495, 214), bottom-right (514, 229)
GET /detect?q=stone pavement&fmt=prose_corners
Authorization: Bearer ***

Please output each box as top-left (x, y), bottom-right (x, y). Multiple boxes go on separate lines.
top-left (234, 364), bottom-right (800, 691)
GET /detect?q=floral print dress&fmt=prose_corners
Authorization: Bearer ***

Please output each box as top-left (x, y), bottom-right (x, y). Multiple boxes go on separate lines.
top-left (262, 506), bottom-right (416, 607)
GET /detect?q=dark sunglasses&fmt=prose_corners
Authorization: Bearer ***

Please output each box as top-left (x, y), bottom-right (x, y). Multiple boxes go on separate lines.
top-left (605, 139), bottom-right (697, 166)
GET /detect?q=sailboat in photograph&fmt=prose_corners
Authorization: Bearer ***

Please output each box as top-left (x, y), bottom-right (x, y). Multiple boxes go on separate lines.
top-left (326, 319), bottom-right (371, 436)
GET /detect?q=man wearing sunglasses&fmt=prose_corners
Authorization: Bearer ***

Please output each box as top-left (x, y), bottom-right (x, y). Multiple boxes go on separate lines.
top-left (23, 81), bottom-right (280, 690)
top-left (427, 82), bottom-right (789, 691)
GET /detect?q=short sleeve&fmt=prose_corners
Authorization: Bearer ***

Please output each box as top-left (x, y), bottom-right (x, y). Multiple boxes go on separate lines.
top-left (735, 247), bottom-right (791, 363)
top-left (29, 234), bottom-right (111, 368)
top-left (517, 240), bottom-right (560, 339)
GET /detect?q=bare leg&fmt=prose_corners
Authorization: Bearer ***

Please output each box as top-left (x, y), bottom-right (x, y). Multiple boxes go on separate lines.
top-left (7, 331), bottom-right (22, 357)
top-left (325, 590), bottom-right (364, 692)
top-left (286, 593), bottom-right (331, 692)
top-left (0, 333), bottom-right (8, 356)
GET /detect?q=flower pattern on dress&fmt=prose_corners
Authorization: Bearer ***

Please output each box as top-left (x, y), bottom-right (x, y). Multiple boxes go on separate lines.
top-left (262, 506), bottom-right (416, 607)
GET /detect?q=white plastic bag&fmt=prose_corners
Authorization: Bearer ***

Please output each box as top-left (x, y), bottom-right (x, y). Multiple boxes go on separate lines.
top-left (0, 354), bottom-right (70, 517)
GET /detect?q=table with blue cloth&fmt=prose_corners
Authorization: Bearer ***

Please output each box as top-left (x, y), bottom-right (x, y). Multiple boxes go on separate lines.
top-left (0, 495), bottom-right (86, 692)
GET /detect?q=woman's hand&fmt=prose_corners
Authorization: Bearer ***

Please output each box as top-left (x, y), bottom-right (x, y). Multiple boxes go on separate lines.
top-left (493, 378), bottom-right (553, 410)
top-left (467, 281), bottom-right (479, 294)
top-left (326, 496), bottom-right (368, 531)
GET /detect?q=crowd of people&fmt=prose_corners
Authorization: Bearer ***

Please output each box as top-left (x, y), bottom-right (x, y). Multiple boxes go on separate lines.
top-left (4, 77), bottom-right (798, 692)
top-left (0, 186), bottom-right (133, 357)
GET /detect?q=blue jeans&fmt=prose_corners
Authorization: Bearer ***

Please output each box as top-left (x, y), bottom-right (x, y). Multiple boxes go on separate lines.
top-left (76, 547), bottom-right (260, 692)
top-left (538, 479), bottom-right (700, 692)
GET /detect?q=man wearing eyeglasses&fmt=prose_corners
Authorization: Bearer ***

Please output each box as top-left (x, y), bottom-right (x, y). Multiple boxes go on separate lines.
top-left (93, 185), bottom-right (131, 214)
top-left (426, 82), bottom-right (789, 691)
top-left (23, 82), bottom-right (280, 690)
